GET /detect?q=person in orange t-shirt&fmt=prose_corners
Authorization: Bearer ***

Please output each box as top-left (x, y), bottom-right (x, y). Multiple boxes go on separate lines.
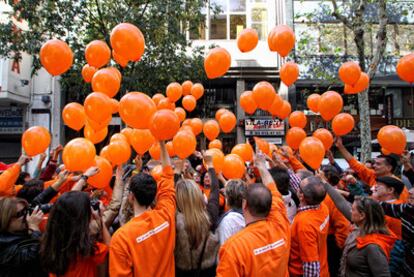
top-left (335, 137), bottom-right (409, 202)
top-left (217, 152), bottom-right (291, 277)
top-left (41, 191), bottom-right (111, 277)
top-left (289, 176), bottom-right (330, 277)
top-left (109, 141), bottom-right (176, 277)
top-left (0, 154), bottom-right (30, 197)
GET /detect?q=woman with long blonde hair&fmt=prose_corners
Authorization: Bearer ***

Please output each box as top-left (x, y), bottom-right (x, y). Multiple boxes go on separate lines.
top-left (175, 154), bottom-right (220, 277)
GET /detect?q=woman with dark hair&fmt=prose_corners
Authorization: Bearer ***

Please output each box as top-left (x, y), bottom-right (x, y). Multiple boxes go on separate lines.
top-left (0, 197), bottom-right (46, 277)
top-left (320, 174), bottom-right (397, 277)
top-left (40, 191), bottom-right (110, 277)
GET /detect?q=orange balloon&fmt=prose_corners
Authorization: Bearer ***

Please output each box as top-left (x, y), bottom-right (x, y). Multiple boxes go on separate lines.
top-left (174, 107), bottom-right (186, 122)
top-left (151, 165), bottom-right (163, 181)
top-left (182, 95), bottom-right (197, 112)
top-left (237, 28), bottom-right (259, 53)
top-left (278, 101), bottom-right (292, 120)
top-left (166, 82), bottom-right (183, 103)
top-left (22, 126), bottom-right (51, 157)
top-left (268, 94), bottom-right (284, 117)
top-left (203, 120), bottom-right (220, 141)
top-left (86, 115), bottom-right (111, 131)
top-left (381, 148), bottom-right (392, 155)
top-left (204, 47), bottom-right (231, 79)
top-left (110, 23), bottom-right (145, 62)
top-left (81, 64), bottom-right (97, 83)
top-left (339, 61), bottom-right (361, 85)
top-left (130, 129), bottom-right (155, 155)
top-left (344, 72), bottom-right (369, 94)
top-left (85, 40), bottom-right (111, 68)
top-left (307, 94), bottom-right (321, 113)
top-left (40, 39), bottom-right (73, 76)
top-left (112, 50), bottom-right (128, 67)
top-left (299, 137), bottom-right (325, 170)
top-left (240, 91), bottom-right (257, 115)
top-left (173, 130), bottom-right (197, 159)
top-left (62, 138), bottom-right (96, 171)
top-left (332, 113), bottom-right (355, 136)
top-left (149, 142), bottom-right (161, 160)
top-left (289, 111), bottom-right (307, 129)
top-left (312, 128), bottom-right (333, 151)
top-left (62, 102), bottom-right (86, 131)
top-left (120, 128), bottom-right (134, 144)
top-left (268, 25), bottom-right (295, 57)
top-left (286, 127), bottom-right (306, 150)
top-left (219, 111), bottom-right (237, 133)
top-left (84, 125), bottom-right (108, 144)
top-left (100, 146), bottom-right (111, 164)
top-left (182, 119), bottom-right (192, 127)
top-left (110, 99), bottom-right (119, 114)
top-left (205, 148), bottom-right (225, 173)
top-left (191, 83), bottom-right (204, 100)
top-left (84, 92), bottom-right (112, 123)
top-left (107, 140), bottom-right (131, 165)
top-left (89, 156), bottom-right (113, 189)
top-left (110, 133), bottom-right (128, 144)
top-left (215, 108), bottom-right (228, 121)
top-left (166, 141), bottom-right (176, 157)
top-left (209, 139), bottom-right (222, 150)
top-left (223, 154), bottom-right (246, 179)
top-left (149, 110), bottom-right (180, 140)
top-left (318, 91), bottom-right (343, 121)
top-left (231, 143), bottom-right (254, 162)
top-left (190, 118), bottom-right (203, 136)
top-left (152, 93), bottom-right (165, 106)
top-left (107, 67), bottom-right (122, 82)
top-left (280, 62), bottom-right (299, 86)
top-left (252, 81), bottom-right (276, 111)
top-left (157, 98), bottom-right (176, 110)
top-left (91, 68), bottom-right (121, 98)
top-left (254, 137), bottom-right (270, 154)
top-left (119, 92), bottom-right (157, 129)
top-left (182, 80), bottom-right (193, 96)
top-left (397, 53), bottom-right (414, 83)
top-left (377, 125), bottom-right (406, 155)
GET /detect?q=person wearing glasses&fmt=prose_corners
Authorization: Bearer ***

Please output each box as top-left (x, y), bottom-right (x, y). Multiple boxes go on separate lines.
top-left (0, 197), bottom-right (45, 277)
top-left (319, 173), bottom-right (397, 277)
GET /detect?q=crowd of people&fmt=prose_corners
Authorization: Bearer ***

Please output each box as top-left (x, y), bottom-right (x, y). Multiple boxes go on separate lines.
top-left (0, 137), bottom-right (413, 277)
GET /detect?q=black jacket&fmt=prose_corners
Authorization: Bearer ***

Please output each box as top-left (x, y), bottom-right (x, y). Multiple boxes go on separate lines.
top-left (0, 231), bottom-right (47, 277)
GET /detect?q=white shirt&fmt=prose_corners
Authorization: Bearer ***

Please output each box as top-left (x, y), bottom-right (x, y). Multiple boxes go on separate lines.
top-left (218, 211), bottom-right (245, 245)
top-left (283, 191), bottom-right (297, 223)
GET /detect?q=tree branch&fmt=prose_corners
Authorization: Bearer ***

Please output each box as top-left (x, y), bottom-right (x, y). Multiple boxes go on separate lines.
top-left (367, 0), bottom-right (388, 79)
top-left (94, 0), bottom-right (110, 42)
top-left (331, 0), bottom-right (352, 29)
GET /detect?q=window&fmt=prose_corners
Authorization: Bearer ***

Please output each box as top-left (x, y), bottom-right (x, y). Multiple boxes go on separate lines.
top-left (250, 0), bottom-right (268, 40)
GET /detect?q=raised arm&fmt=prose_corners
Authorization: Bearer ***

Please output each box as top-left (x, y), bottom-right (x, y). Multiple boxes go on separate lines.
top-left (32, 153), bottom-right (46, 179)
top-left (204, 153), bottom-right (220, 230)
top-left (31, 170), bottom-right (69, 206)
top-left (0, 154), bottom-right (29, 197)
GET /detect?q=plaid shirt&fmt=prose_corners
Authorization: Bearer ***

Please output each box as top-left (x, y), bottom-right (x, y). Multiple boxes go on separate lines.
top-left (303, 261), bottom-right (320, 277)
top-left (298, 205), bottom-right (321, 277)
top-left (288, 169), bottom-right (301, 193)
top-left (297, 205), bottom-right (320, 213)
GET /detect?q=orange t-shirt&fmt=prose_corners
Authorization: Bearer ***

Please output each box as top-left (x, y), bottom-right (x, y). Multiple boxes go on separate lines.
top-left (385, 199), bottom-right (403, 240)
top-left (323, 194), bottom-right (350, 249)
top-left (348, 158), bottom-right (409, 202)
top-left (289, 204), bottom-right (330, 277)
top-left (109, 167), bottom-right (176, 277)
top-left (217, 183), bottom-right (291, 277)
top-left (49, 242), bottom-right (108, 277)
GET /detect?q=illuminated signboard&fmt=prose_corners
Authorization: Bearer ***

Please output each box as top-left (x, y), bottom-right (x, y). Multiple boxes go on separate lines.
top-left (244, 118), bottom-right (285, 136)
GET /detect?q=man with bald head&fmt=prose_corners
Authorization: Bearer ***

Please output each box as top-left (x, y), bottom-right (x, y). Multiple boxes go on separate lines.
top-left (289, 176), bottom-right (330, 277)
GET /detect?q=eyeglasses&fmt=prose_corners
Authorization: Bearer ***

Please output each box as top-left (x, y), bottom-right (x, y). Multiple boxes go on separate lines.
top-left (14, 207), bottom-right (28, 219)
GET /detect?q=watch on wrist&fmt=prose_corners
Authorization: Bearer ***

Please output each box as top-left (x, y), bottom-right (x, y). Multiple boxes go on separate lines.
top-left (81, 175), bottom-right (89, 181)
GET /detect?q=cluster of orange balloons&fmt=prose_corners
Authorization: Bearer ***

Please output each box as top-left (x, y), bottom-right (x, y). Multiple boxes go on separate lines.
top-left (339, 61), bottom-right (369, 94)
top-left (268, 25), bottom-right (295, 57)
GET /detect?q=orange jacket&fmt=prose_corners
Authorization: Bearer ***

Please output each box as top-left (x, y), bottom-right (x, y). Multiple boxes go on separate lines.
top-left (0, 164), bottom-right (20, 197)
top-left (216, 183), bottom-right (291, 277)
top-left (289, 204), bottom-right (330, 277)
top-left (348, 158), bottom-right (409, 202)
top-left (49, 242), bottom-right (108, 277)
top-left (323, 195), bottom-right (350, 249)
top-left (109, 167), bottom-right (176, 277)
top-left (356, 232), bottom-right (397, 261)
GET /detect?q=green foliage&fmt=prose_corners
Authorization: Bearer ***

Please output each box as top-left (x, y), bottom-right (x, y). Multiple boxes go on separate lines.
top-left (0, 0), bottom-right (209, 101)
